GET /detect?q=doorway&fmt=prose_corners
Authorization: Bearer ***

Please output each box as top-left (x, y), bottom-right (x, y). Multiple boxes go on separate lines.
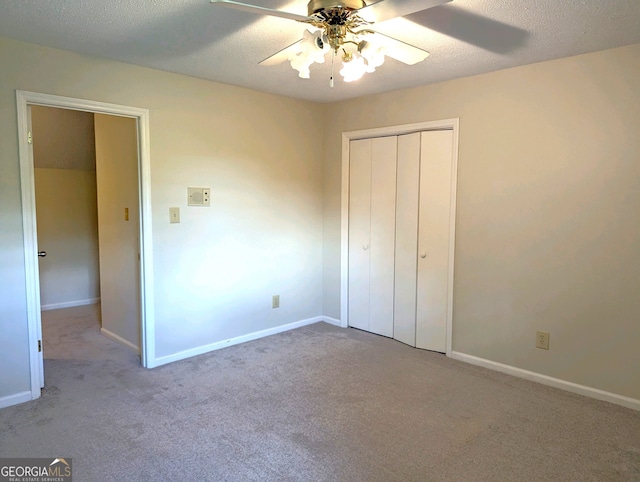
top-left (33, 106), bottom-right (141, 359)
top-left (17, 91), bottom-right (156, 402)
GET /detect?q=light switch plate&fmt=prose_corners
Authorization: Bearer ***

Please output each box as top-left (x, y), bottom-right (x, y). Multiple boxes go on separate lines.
top-left (169, 207), bottom-right (180, 224)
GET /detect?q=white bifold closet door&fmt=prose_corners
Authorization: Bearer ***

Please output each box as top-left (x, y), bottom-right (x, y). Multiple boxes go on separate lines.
top-left (348, 136), bottom-right (397, 337)
top-left (394, 130), bottom-right (454, 352)
top-left (349, 129), bottom-right (454, 353)
top-left (416, 130), bottom-right (454, 351)
top-left (393, 133), bottom-right (421, 346)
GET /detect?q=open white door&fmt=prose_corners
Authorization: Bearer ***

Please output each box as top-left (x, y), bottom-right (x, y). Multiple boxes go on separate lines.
top-left (17, 102), bottom-right (45, 397)
top-left (27, 106), bottom-right (45, 388)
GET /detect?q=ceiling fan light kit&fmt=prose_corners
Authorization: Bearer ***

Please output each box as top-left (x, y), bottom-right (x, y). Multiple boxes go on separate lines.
top-left (211, 0), bottom-right (451, 86)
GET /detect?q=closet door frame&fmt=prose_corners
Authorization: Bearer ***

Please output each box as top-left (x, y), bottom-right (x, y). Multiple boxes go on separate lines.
top-left (340, 118), bottom-right (459, 356)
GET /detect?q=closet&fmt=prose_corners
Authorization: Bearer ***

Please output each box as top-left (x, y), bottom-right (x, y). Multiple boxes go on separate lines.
top-left (347, 130), bottom-right (455, 352)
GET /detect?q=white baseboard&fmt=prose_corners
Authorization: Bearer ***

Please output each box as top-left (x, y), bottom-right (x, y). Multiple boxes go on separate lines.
top-left (154, 316), bottom-right (324, 367)
top-left (450, 351), bottom-right (640, 411)
top-left (41, 297), bottom-right (100, 311)
top-left (101, 328), bottom-right (140, 354)
top-left (0, 390), bottom-right (32, 409)
top-left (321, 316), bottom-right (345, 328)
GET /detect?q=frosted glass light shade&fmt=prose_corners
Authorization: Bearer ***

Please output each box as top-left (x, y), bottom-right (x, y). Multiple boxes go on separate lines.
top-left (290, 29), bottom-right (330, 78)
top-left (340, 55), bottom-right (368, 82)
top-left (360, 41), bottom-right (386, 72)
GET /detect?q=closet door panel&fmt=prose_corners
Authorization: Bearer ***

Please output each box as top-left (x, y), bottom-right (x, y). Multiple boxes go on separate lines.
top-left (348, 139), bottom-right (372, 331)
top-left (416, 130), bottom-right (453, 352)
top-left (369, 136), bottom-right (397, 337)
top-left (393, 133), bottom-right (421, 346)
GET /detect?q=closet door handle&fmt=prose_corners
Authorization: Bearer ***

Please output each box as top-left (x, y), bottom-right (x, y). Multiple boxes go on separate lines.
top-left (363, 244), bottom-right (369, 250)
top-left (420, 252), bottom-right (427, 259)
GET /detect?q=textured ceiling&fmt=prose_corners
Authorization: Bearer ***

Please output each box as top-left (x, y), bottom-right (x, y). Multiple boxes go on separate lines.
top-left (1, 0), bottom-right (639, 103)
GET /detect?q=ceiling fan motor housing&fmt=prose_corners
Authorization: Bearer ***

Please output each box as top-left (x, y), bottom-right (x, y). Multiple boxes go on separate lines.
top-left (307, 0), bottom-right (366, 16)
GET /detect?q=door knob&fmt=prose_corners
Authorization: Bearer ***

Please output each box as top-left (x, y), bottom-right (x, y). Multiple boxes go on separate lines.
top-left (363, 244), bottom-right (369, 250)
top-left (420, 253), bottom-right (427, 259)
top-left (38, 251), bottom-right (47, 258)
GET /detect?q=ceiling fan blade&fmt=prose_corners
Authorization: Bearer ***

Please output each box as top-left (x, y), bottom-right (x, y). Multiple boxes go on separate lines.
top-left (358, 0), bottom-right (452, 23)
top-left (259, 40), bottom-right (302, 66)
top-left (371, 32), bottom-right (429, 65)
top-left (210, 0), bottom-right (309, 22)
top-left (406, 5), bottom-right (530, 55)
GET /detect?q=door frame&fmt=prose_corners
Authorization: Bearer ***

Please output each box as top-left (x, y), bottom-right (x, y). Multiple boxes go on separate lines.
top-left (340, 118), bottom-right (459, 356)
top-left (16, 90), bottom-right (156, 401)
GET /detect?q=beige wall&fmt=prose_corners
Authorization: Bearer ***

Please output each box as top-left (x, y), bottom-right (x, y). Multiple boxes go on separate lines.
top-left (0, 36), bottom-right (324, 400)
top-left (34, 168), bottom-right (100, 308)
top-left (323, 44), bottom-right (640, 400)
top-left (95, 114), bottom-right (140, 349)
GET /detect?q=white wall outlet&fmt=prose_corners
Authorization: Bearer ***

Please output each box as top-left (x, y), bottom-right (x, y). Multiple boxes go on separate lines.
top-left (272, 295), bottom-right (280, 309)
top-left (536, 331), bottom-right (550, 350)
top-left (188, 187), bottom-right (211, 207)
top-left (169, 207), bottom-right (180, 224)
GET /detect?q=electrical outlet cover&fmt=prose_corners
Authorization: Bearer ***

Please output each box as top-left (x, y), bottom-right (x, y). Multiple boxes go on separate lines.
top-left (536, 331), bottom-right (550, 350)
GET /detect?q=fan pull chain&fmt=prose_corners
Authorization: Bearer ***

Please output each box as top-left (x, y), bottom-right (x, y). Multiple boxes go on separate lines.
top-left (330, 50), bottom-right (336, 88)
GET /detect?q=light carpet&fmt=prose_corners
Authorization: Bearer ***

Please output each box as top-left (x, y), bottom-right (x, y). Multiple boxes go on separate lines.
top-left (1, 304), bottom-right (639, 481)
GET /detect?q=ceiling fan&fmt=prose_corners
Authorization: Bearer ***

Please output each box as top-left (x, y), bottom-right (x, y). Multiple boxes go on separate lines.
top-left (211, 0), bottom-right (452, 86)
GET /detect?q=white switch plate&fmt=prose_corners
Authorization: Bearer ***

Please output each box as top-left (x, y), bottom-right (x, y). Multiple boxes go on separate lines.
top-left (169, 207), bottom-right (180, 224)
